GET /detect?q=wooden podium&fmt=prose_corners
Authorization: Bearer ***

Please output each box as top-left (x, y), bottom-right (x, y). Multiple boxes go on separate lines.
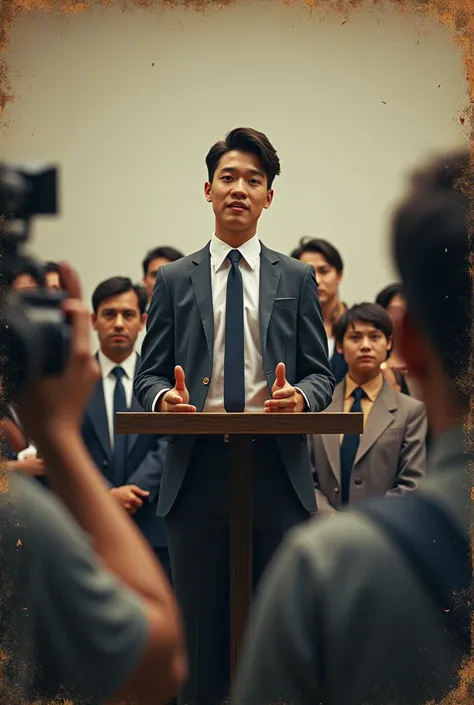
top-left (116, 411), bottom-right (363, 676)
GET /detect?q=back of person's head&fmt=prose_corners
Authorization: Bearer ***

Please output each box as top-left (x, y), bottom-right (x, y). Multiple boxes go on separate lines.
top-left (141, 246), bottom-right (184, 276)
top-left (290, 237), bottom-right (344, 273)
top-left (375, 283), bottom-right (404, 309)
top-left (391, 149), bottom-right (472, 410)
top-left (45, 261), bottom-right (60, 274)
top-left (13, 261), bottom-right (46, 290)
top-left (92, 276), bottom-right (148, 315)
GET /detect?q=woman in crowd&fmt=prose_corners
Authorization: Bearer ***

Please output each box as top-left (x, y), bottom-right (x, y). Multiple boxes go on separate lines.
top-left (375, 283), bottom-right (421, 399)
top-left (291, 237), bottom-right (348, 383)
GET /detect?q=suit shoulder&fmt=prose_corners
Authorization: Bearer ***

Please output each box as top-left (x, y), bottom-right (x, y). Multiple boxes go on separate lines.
top-left (396, 391), bottom-right (426, 417)
top-left (273, 250), bottom-right (313, 276)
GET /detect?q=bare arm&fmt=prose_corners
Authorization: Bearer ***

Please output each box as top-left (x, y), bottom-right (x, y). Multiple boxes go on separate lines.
top-left (15, 263), bottom-right (187, 705)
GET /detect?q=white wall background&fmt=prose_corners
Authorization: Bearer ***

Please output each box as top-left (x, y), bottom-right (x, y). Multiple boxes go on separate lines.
top-left (1, 0), bottom-right (469, 308)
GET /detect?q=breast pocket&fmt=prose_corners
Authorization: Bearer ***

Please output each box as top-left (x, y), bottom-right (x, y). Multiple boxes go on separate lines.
top-left (273, 297), bottom-right (297, 309)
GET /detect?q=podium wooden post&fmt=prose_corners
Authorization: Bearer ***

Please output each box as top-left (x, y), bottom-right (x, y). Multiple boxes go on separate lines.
top-left (116, 411), bottom-right (363, 677)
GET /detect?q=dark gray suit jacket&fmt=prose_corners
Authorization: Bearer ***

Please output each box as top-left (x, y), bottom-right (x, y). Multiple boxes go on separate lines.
top-left (309, 377), bottom-right (427, 513)
top-left (134, 241), bottom-right (335, 516)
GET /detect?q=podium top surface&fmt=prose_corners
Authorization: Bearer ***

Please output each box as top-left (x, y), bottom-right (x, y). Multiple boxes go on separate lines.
top-left (116, 412), bottom-right (363, 436)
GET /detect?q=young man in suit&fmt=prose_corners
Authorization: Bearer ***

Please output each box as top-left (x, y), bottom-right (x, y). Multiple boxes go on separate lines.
top-left (134, 127), bottom-right (335, 705)
top-left (310, 302), bottom-right (427, 515)
top-left (83, 276), bottom-right (170, 579)
top-left (232, 150), bottom-right (472, 705)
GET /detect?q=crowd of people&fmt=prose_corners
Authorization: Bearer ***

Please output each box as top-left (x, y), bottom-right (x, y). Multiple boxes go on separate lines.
top-left (0, 127), bottom-right (471, 705)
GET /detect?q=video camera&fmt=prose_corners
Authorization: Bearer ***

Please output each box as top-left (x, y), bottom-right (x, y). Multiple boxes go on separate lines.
top-left (0, 162), bottom-right (70, 401)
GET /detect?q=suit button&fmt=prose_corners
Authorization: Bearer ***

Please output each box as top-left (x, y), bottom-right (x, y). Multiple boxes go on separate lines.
top-left (103, 460), bottom-right (109, 469)
top-left (203, 377), bottom-right (210, 385)
top-left (354, 478), bottom-right (362, 486)
top-left (334, 487), bottom-right (339, 494)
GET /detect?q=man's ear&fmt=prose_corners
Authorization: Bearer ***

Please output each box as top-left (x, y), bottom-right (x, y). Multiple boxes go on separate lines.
top-left (140, 312), bottom-right (147, 330)
top-left (204, 182), bottom-right (212, 203)
top-left (263, 189), bottom-right (274, 210)
top-left (91, 313), bottom-right (97, 331)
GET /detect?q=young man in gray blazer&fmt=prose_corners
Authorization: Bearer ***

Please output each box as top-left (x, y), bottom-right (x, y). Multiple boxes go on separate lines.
top-left (232, 150), bottom-right (472, 705)
top-left (310, 302), bottom-right (427, 515)
top-left (134, 127), bottom-right (335, 705)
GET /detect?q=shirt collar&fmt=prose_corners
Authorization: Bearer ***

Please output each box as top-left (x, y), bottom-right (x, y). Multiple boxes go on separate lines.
top-left (210, 233), bottom-right (261, 273)
top-left (345, 372), bottom-right (384, 402)
top-left (98, 349), bottom-right (137, 380)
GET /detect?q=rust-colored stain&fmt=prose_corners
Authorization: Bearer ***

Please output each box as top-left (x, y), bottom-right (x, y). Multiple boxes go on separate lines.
top-left (0, 0), bottom-right (473, 704)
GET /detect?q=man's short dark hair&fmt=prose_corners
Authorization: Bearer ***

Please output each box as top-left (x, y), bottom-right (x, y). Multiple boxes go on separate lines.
top-left (375, 283), bottom-right (404, 310)
top-left (45, 261), bottom-right (60, 274)
top-left (142, 246), bottom-right (184, 276)
top-left (205, 127), bottom-right (281, 190)
top-left (15, 261), bottom-right (46, 288)
top-left (334, 303), bottom-right (393, 346)
top-left (391, 149), bottom-right (472, 408)
top-left (290, 237), bottom-right (344, 274)
top-left (92, 276), bottom-right (148, 315)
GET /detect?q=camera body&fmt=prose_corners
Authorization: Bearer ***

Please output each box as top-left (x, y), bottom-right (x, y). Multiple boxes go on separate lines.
top-left (0, 162), bottom-right (70, 400)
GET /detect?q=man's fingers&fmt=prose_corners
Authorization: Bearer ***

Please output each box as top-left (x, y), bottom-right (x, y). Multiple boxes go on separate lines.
top-left (275, 362), bottom-right (286, 388)
top-left (131, 488), bottom-right (150, 498)
top-left (272, 387), bottom-right (294, 400)
top-left (165, 392), bottom-right (184, 405)
top-left (167, 404), bottom-right (197, 413)
top-left (174, 365), bottom-right (186, 392)
top-left (61, 300), bottom-right (99, 372)
top-left (264, 398), bottom-right (297, 410)
top-left (58, 261), bottom-right (82, 300)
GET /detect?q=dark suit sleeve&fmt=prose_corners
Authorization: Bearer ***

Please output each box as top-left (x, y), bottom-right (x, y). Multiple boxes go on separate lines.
top-left (133, 267), bottom-right (175, 411)
top-left (294, 265), bottom-right (335, 411)
top-left (386, 402), bottom-right (427, 497)
top-left (127, 437), bottom-right (167, 504)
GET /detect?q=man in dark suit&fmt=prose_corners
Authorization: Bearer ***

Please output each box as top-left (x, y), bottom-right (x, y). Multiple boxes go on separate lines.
top-left (310, 302), bottom-right (427, 515)
top-left (134, 127), bottom-right (335, 705)
top-left (83, 276), bottom-right (170, 578)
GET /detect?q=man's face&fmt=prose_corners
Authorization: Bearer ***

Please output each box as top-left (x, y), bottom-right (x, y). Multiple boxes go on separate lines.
top-left (92, 290), bottom-right (145, 359)
top-left (143, 257), bottom-right (170, 300)
top-left (13, 273), bottom-right (38, 291)
top-left (299, 252), bottom-right (342, 306)
top-left (204, 150), bottom-right (273, 238)
top-left (337, 320), bottom-right (391, 378)
top-left (46, 271), bottom-right (61, 292)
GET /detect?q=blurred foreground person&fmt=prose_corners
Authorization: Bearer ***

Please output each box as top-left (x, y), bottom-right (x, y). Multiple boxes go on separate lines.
top-left (0, 263), bottom-right (187, 705)
top-left (232, 150), bottom-right (473, 705)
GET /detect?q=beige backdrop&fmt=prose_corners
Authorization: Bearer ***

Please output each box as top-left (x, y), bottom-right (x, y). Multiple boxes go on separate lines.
top-left (2, 0), bottom-right (469, 308)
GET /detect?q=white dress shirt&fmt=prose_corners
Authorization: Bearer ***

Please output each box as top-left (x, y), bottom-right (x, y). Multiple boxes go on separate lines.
top-left (152, 234), bottom-right (309, 412)
top-left (98, 349), bottom-right (137, 447)
top-left (203, 234), bottom-right (269, 413)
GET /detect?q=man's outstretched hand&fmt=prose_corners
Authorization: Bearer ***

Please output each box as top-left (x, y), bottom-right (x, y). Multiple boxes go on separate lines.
top-left (264, 362), bottom-right (306, 413)
top-left (158, 366), bottom-right (197, 413)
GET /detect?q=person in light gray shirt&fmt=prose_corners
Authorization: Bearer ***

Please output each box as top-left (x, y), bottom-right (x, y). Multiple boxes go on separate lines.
top-left (232, 149), bottom-right (473, 705)
top-left (0, 262), bottom-right (186, 705)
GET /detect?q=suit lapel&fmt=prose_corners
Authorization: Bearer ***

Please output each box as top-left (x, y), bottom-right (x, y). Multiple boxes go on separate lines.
top-left (321, 381), bottom-right (345, 487)
top-left (259, 244), bottom-right (280, 358)
top-left (354, 380), bottom-right (396, 466)
top-left (190, 243), bottom-right (214, 362)
top-left (87, 378), bottom-right (111, 459)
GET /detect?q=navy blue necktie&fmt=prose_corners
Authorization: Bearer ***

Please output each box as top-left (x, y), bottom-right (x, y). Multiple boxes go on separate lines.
top-left (340, 387), bottom-right (366, 504)
top-left (224, 249), bottom-right (245, 412)
top-left (111, 366), bottom-right (128, 485)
